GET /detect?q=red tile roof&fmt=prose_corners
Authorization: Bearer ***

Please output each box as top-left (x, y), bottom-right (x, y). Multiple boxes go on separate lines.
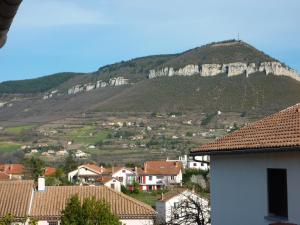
top-left (141, 161), bottom-right (182, 175)
top-left (0, 164), bottom-right (25, 175)
top-left (191, 103), bottom-right (300, 154)
top-left (44, 167), bottom-right (57, 177)
top-left (0, 180), bottom-right (34, 220)
top-left (0, 172), bottom-right (10, 180)
top-left (30, 185), bottom-right (155, 220)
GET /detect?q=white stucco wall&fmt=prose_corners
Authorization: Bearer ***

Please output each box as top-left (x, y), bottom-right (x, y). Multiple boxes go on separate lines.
top-left (156, 191), bottom-right (209, 224)
top-left (210, 152), bottom-right (300, 225)
top-left (113, 168), bottom-right (134, 186)
top-left (120, 219), bottom-right (153, 225)
top-left (104, 179), bottom-right (121, 192)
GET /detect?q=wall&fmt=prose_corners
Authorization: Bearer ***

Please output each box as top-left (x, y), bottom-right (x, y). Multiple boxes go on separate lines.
top-left (210, 152), bottom-right (300, 225)
top-left (112, 168), bottom-right (134, 186)
top-left (104, 179), bottom-right (121, 192)
top-left (120, 219), bottom-right (153, 225)
top-left (155, 191), bottom-right (209, 224)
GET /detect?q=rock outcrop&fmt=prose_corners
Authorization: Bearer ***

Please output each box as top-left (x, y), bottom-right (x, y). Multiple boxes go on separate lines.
top-left (148, 61), bottom-right (300, 81)
top-left (67, 76), bottom-right (129, 96)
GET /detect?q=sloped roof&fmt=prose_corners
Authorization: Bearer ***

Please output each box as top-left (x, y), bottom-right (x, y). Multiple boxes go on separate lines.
top-left (191, 103), bottom-right (300, 155)
top-left (0, 180), bottom-right (34, 220)
top-left (44, 167), bottom-right (57, 177)
top-left (141, 161), bottom-right (182, 175)
top-left (157, 188), bottom-right (188, 202)
top-left (31, 185), bottom-right (156, 220)
top-left (0, 172), bottom-right (10, 180)
top-left (0, 164), bottom-right (25, 175)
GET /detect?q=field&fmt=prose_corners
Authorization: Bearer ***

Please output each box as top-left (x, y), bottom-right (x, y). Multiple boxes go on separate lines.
top-left (128, 192), bottom-right (161, 208)
top-left (5, 125), bottom-right (36, 135)
top-left (0, 142), bottom-right (21, 152)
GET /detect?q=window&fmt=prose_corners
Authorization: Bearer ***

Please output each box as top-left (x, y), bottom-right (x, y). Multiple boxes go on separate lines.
top-left (174, 202), bottom-right (179, 208)
top-left (193, 163), bottom-right (197, 166)
top-left (118, 177), bottom-right (123, 182)
top-left (122, 169), bottom-right (126, 173)
top-left (201, 163), bottom-right (204, 166)
top-left (149, 176), bottom-right (152, 181)
top-left (48, 222), bottom-right (58, 225)
top-left (111, 183), bottom-right (115, 189)
top-left (267, 168), bottom-right (288, 218)
top-left (171, 176), bottom-right (175, 180)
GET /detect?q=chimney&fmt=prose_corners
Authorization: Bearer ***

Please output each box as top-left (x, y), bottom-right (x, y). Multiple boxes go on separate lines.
top-left (38, 177), bottom-right (45, 191)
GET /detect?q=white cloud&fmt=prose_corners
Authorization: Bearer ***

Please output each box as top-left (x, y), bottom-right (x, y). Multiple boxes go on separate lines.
top-left (14, 0), bottom-right (111, 27)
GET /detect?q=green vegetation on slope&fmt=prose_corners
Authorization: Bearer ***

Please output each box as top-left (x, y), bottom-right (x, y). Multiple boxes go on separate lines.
top-left (5, 125), bottom-right (36, 135)
top-left (0, 142), bottom-right (21, 152)
top-left (0, 72), bottom-right (80, 94)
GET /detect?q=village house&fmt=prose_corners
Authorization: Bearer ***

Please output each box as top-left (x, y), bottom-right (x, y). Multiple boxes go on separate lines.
top-left (68, 164), bottom-right (135, 187)
top-left (190, 103), bottom-right (300, 225)
top-left (96, 176), bottom-right (122, 192)
top-left (167, 155), bottom-right (210, 170)
top-left (135, 161), bottom-right (183, 191)
top-left (0, 179), bottom-right (156, 225)
top-left (156, 188), bottom-right (210, 224)
top-left (0, 163), bottom-right (25, 180)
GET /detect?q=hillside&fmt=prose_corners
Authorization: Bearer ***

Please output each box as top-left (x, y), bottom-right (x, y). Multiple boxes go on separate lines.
top-left (0, 40), bottom-right (282, 95)
top-left (0, 72), bottom-right (81, 94)
top-left (0, 39), bottom-right (299, 125)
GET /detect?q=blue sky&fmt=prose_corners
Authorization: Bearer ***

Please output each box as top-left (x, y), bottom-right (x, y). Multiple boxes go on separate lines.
top-left (1, 0), bottom-right (299, 82)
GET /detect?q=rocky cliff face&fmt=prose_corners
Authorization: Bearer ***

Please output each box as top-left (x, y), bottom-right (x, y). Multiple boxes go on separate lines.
top-left (67, 76), bottom-right (129, 96)
top-left (42, 77), bottom-right (129, 99)
top-left (148, 61), bottom-right (300, 81)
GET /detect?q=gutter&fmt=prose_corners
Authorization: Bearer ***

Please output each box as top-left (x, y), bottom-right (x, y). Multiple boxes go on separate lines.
top-left (190, 146), bottom-right (300, 159)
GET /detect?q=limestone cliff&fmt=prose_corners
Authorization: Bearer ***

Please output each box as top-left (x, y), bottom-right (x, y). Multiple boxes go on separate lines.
top-left (148, 62), bottom-right (300, 81)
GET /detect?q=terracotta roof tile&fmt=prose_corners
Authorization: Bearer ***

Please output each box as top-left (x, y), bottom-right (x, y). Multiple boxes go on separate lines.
top-left (0, 164), bottom-right (25, 175)
top-left (30, 185), bottom-right (155, 220)
top-left (0, 172), bottom-right (10, 180)
top-left (141, 161), bottom-right (182, 175)
top-left (44, 167), bottom-right (57, 177)
top-left (192, 103), bottom-right (300, 154)
top-left (158, 188), bottom-right (188, 202)
top-left (0, 180), bottom-right (34, 219)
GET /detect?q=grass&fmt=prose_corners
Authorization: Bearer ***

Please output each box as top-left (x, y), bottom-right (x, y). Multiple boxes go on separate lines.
top-left (5, 125), bottom-right (35, 135)
top-left (0, 142), bottom-right (21, 152)
top-left (67, 126), bottom-right (110, 144)
top-left (128, 192), bottom-right (160, 208)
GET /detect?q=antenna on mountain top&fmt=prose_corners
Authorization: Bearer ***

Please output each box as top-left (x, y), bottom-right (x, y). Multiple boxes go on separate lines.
top-left (237, 33), bottom-right (240, 41)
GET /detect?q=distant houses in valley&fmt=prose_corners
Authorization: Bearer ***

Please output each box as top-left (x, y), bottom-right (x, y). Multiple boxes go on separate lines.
top-left (191, 103), bottom-right (300, 225)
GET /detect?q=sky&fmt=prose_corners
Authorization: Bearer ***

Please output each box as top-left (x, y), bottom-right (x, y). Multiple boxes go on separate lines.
top-left (0, 0), bottom-right (300, 82)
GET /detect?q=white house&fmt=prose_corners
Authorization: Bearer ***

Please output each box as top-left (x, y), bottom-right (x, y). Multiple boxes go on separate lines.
top-left (97, 176), bottom-right (122, 192)
top-left (134, 161), bottom-right (183, 191)
top-left (0, 179), bottom-right (156, 225)
top-left (167, 155), bottom-right (210, 170)
top-left (191, 103), bottom-right (300, 225)
top-left (156, 188), bottom-right (210, 224)
top-left (68, 164), bottom-right (135, 187)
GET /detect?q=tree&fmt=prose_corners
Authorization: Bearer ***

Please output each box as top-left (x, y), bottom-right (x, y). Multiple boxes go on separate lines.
top-left (166, 192), bottom-right (210, 225)
top-left (24, 157), bottom-right (45, 180)
top-left (0, 214), bottom-right (13, 225)
top-left (61, 195), bottom-right (120, 225)
top-left (63, 154), bottom-right (78, 173)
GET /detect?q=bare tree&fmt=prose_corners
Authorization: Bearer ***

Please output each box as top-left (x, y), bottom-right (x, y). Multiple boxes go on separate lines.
top-left (167, 192), bottom-right (210, 225)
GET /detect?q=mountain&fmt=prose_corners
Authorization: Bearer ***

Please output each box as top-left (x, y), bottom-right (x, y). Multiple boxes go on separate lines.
top-left (0, 39), bottom-right (300, 124)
